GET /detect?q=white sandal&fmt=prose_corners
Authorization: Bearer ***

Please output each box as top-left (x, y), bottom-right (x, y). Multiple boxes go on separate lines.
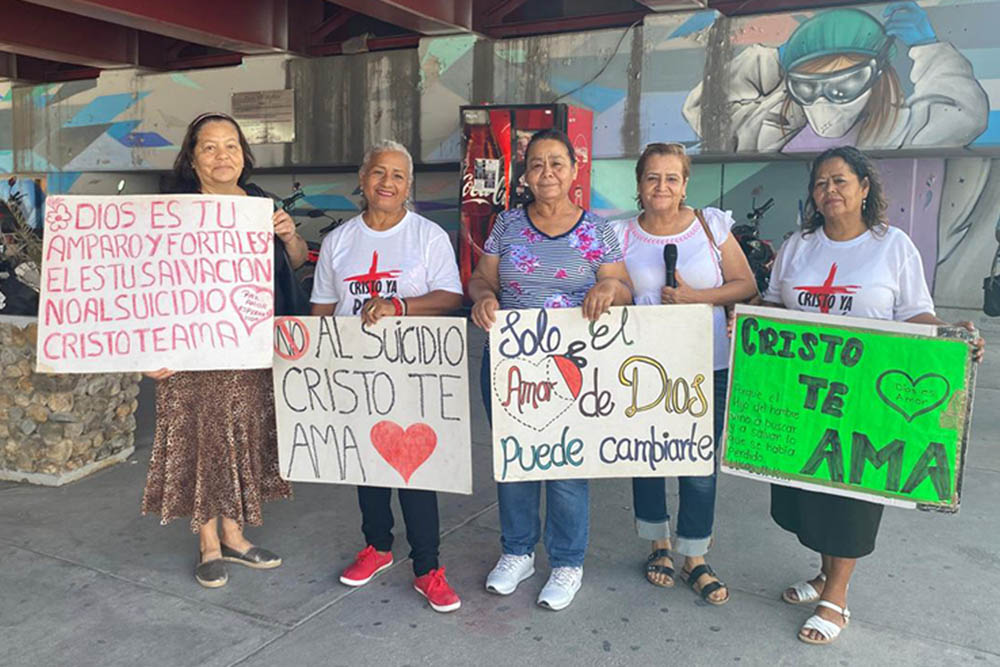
top-left (781, 573), bottom-right (826, 604)
top-left (799, 600), bottom-right (850, 645)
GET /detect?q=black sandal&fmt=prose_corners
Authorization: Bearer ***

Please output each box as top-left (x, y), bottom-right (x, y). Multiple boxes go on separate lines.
top-left (682, 563), bottom-right (729, 606)
top-left (645, 549), bottom-right (676, 588)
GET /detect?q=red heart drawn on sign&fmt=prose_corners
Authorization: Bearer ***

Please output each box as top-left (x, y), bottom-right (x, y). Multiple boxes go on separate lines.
top-left (230, 285), bottom-right (274, 335)
top-left (370, 421), bottom-right (437, 483)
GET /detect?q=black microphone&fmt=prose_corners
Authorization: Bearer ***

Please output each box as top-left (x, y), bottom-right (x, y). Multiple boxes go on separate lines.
top-left (663, 243), bottom-right (678, 289)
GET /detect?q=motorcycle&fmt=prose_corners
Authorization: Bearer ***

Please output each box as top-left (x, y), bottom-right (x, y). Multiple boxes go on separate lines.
top-left (268, 182), bottom-right (346, 296)
top-left (732, 197), bottom-right (776, 295)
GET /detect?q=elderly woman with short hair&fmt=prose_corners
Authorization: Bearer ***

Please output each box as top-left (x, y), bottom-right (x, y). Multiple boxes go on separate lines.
top-left (310, 140), bottom-right (464, 612)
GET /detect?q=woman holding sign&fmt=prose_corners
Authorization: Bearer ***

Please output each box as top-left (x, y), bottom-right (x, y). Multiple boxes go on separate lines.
top-left (470, 128), bottom-right (633, 611)
top-left (310, 140), bottom-right (464, 613)
top-left (142, 112), bottom-right (307, 588)
top-left (763, 145), bottom-right (984, 644)
top-left (614, 142), bottom-right (757, 605)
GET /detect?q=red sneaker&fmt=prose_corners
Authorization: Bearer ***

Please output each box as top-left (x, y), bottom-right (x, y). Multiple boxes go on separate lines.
top-left (339, 545), bottom-right (393, 587)
top-left (413, 567), bottom-right (461, 612)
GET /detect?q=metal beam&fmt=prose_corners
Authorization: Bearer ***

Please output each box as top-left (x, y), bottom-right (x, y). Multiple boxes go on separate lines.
top-left (636, 0), bottom-right (707, 9)
top-left (13, 54), bottom-right (102, 81)
top-left (708, 0), bottom-right (858, 15)
top-left (480, 9), bottom-right (648, 39)
top-left (311, 8), bottom-right (357, 42)
top-left (23, 0), bottom-right (292, 53)
top-left (307, 33), bottom-right (421, 57)
top-left (480, 0), bottom-right (531, 22)
top-left (0, 52), bottom-right (16, 78)
top-left (0, 0), bottom-right (136, 67)
top-left (329, 0), bottom-right (473, 35)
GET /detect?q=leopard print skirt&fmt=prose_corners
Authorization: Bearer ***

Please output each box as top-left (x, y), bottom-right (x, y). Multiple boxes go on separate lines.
top-left (141, 369), bottom-right (292, 533)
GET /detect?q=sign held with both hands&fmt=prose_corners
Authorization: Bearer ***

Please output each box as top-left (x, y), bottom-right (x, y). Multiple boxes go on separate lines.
top-left (273, 316), bottom-right (473, 495)
top-left (36, 194), bottom-right (275, 373)
top-left (489, 305), bottom-right (716, 482)
top-left (722, 305), bottom-right (976, 512)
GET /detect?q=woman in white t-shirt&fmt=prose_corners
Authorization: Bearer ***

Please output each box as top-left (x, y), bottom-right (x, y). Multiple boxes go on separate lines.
top-left (614, 143), bottom-right (757, 606)
top-left (764, 146), bottom-right (984, 645)
top-left (310, 140), bottom-right (464, 613)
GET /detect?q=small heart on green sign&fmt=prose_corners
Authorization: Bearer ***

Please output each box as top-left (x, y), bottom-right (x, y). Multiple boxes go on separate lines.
top-left (875, 370), bottom-right (950, 423)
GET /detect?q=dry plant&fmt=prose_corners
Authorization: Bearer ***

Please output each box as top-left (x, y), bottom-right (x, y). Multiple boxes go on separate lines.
top-left (2, 188), bottom-right (43, 269)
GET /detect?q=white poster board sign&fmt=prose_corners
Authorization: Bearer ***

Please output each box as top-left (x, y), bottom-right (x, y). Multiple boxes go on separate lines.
top-left (36, 194), bottom-right (274, 373)
top-left (489, 305), bottom-right (715, 481)
top-left (274, 316), bottom-right (472, 495)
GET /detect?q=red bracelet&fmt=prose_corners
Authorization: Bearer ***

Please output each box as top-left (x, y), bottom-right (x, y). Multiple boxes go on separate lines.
top-left (390, 296), bottom-right (404, 316)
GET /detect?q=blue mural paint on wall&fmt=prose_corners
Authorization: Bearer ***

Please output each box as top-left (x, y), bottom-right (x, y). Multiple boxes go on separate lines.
top-left (684, 2), bottom-right (990, 153)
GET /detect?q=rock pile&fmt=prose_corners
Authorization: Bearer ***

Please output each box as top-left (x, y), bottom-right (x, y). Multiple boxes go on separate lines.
top-left (0, 317), bottom-right (139, 485)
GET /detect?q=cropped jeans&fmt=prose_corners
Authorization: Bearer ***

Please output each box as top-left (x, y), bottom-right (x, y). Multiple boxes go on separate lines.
top-left (631, 368), bottom-right (728, 557)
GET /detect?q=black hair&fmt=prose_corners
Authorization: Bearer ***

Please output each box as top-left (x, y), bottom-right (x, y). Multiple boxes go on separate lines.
top-left (167, 112), bottom-right (255, 194)
top-left (525, 128), bottom-right (576, 165)
top-left (802, 145), bottom-right (888, 235)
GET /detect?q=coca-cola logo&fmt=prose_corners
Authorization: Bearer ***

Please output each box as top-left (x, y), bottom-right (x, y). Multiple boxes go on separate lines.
top-left (461, 170), bottom-right (506, 207)
top-left (572, 133), bottom-right (590, 165)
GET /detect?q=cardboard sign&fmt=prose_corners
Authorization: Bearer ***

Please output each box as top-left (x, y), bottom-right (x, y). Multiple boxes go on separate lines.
top-left (489, 305), bottom-right (715, 482)
top-left (36, 195), bottom-right (274, 373)
top-left (722, 306), bottom-right (976, 512)
top-left (273, 316), bottom-right (472, 495)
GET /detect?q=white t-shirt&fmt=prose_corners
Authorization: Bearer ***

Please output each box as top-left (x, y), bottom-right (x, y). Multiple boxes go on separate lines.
top-left (310, 211), bottom-right (462, 316)
top-left (763, 225), bottom-right (934, 321)
top-left (613, 207), bottom-right (734, 370)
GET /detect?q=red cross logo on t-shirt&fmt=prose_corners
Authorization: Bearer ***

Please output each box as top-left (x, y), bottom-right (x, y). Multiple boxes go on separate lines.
top-left (344, 250), bottom-right (402, 298)
top-left (792, 263), bottom-right (860, 314)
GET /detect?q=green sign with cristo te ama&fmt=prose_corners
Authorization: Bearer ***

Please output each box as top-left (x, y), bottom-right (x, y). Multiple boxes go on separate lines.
top-left (722, 306), bottom-right (975, 512)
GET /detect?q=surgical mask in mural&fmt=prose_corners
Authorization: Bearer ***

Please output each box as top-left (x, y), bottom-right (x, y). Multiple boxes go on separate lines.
top-left (801, 90), bottom-right (872, 138)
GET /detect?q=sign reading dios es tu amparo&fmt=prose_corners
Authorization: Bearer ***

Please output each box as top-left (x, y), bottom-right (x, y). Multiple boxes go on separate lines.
top-left (722, 306), bottom-right (976, 512)
top-left (36, 194), bottom-right (275, 374)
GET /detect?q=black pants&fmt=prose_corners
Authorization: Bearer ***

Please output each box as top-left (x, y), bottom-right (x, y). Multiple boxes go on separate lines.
top-left (357, 485), bottom-right (440, 576)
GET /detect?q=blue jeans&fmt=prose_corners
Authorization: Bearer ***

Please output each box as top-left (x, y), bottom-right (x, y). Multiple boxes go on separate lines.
top-left (631, 368), bottom-right (728, 557)
top-left (481, 348), bottom-right (589, 568)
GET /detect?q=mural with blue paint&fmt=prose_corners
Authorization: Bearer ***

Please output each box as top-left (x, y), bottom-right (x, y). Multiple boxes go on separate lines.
top-left (684, 2), bottom-right (989, 153)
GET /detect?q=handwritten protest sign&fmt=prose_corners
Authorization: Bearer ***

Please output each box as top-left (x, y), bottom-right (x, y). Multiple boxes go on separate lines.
top-left (273, 316), bottom-right (472, 494)
top-left (722, 305), bottom-right (976, 512)
top-left (36, 195), bottom-right (275, 374)
top-left (489, 305), bottom-right (715, 482)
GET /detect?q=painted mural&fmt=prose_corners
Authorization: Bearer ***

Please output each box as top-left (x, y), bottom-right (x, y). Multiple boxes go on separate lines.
top-left (0, 0), bottom-right (998, 314)
top-left (684, 2), bottom-right (989, 153)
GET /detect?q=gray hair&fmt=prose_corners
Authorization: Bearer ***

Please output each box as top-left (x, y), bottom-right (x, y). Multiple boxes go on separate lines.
top-left (358, 140), bottom-right (414, 211)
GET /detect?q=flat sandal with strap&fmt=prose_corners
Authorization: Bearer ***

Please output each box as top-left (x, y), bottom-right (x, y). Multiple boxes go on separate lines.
top-left (799, 600), bottom-right (850, 645)
top-left (644, 549), bottom-right (675, 588)
top-left (682, 562), bottom-right (730, 606)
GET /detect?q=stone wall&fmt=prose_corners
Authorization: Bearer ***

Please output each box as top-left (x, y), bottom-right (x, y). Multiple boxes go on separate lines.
top-left (0, 316), bottom-right (140, 485)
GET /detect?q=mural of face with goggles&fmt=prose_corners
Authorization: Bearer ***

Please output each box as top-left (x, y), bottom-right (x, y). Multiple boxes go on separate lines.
top-left (787, 54), bottom-right (880, 138)
top-left (777, 8), bottom-right (905, 146)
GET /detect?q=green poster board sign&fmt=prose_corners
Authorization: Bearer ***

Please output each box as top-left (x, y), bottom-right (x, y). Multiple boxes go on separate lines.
top-left (722, 306), bottom-right (976, 512)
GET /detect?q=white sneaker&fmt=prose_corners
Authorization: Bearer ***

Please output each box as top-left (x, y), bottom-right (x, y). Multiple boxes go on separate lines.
top-left (537, 566), bottom-right (583, 611)
top-left (485, 553), bottom-right (535, 595)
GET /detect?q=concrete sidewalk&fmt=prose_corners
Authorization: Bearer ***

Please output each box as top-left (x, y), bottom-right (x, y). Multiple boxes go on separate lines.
top-left (1, 323), bottom-right (998, 667)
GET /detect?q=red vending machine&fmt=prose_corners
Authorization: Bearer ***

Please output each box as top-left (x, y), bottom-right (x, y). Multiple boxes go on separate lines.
top-left (458, 103), bottom-right (593, 298)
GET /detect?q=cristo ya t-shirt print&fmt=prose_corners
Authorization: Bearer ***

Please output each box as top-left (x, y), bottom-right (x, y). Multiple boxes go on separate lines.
top-left (310, 211), bottom-right (462, 316)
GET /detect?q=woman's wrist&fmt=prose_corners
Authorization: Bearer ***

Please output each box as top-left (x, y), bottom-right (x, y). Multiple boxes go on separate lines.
top-left (474, 292), bottom-right (499, 304)
top-left (389, 296), bottom-right (408, 316)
